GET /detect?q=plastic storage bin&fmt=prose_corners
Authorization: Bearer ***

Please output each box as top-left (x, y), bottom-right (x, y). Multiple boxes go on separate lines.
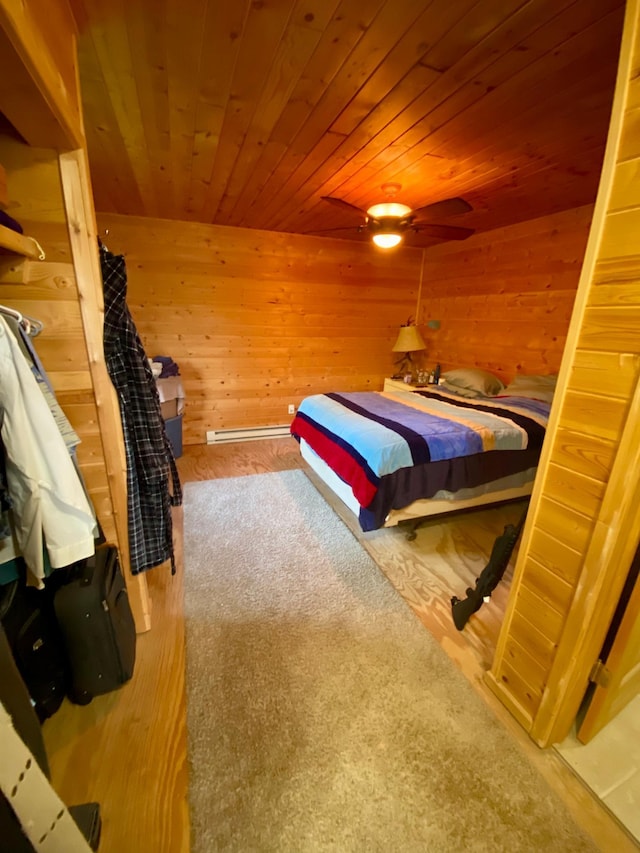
top-left (164, 414), bottom-right (183, 458)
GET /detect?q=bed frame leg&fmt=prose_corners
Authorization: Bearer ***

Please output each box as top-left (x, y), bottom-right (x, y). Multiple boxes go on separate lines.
top-left (405, 521), bottom-right (420, 541)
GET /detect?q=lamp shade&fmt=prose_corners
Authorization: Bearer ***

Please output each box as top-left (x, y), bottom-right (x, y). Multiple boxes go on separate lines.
top-left (366, 201), bottom-right (412, 218)
top-left (392, 325), bottom-right (426, 353)
top-left (372, 232), bottom-right (403, 249)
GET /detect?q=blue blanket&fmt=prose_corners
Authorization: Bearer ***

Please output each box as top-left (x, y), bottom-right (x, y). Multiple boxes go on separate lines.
top-left (291, 387), bottom-right (549, 530)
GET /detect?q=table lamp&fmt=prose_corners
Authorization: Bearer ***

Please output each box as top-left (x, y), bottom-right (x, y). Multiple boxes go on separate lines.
top-left (392, 324), bottom-right (425, 379)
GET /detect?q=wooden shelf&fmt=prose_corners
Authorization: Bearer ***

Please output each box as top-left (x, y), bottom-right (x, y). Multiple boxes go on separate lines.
top-left (0, 223), bottom-right (42, 259)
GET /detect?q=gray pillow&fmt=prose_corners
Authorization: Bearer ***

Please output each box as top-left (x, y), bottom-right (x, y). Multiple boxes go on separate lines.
top-left (442, 367), bottom-right (505, 397)
top-left (502, 374), bottom-right (557, 403)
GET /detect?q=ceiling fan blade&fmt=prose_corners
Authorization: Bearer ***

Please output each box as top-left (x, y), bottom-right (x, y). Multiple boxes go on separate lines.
top-left (305, 226), bottom-right (362, 234)
top-left (412, 223), bottom-right (475, 241)
top-left (411, 197), bottom-right (472, 219)
top-left (320, 196), bottom-right (367, 216)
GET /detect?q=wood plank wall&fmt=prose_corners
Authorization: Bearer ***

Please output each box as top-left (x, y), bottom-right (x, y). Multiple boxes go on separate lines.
top-left (17, 195), bottom-right (592, 451)
top-left (0, 135), bottom-right (119, 544)
top-left (94, 213), bottom-right (421, 445)
top-left (419, 206), bottom-right (594, 382)
top-left (487, 0), bottom-right (640, 746)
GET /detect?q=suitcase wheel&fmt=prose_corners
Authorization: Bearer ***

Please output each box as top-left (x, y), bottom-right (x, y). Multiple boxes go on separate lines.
top-left (69, 688), bottom-right (92, 706)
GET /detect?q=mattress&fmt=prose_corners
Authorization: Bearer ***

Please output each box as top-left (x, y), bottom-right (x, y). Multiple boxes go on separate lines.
top-left (291, 387), bottom-right (549, 531)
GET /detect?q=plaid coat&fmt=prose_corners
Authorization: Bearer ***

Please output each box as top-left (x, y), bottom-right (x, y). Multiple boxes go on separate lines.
top-left (100, 244), bottom-right (182, 574)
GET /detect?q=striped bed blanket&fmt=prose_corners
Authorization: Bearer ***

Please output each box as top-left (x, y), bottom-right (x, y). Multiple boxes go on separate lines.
top-left (290, 387), bottom-right (550, 531)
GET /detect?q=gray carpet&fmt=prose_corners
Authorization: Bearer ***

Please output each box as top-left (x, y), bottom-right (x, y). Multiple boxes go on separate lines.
top-left (183, 470), bottom-right (596, 852)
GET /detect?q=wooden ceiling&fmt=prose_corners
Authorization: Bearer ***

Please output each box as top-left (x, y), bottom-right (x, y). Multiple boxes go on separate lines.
top-left (68, 0), bottom-right (626, 247)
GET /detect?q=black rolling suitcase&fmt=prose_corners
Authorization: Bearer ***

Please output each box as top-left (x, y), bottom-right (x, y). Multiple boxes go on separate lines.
top-left (0, 578), bottom-right (69, 721)
top-left (54, 546), bottom-right (136, 705)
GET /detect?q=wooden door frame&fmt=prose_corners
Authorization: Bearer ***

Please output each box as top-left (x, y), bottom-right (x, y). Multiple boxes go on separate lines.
top-left (578, 543), bottom-right (640, 743)
top-left (530, 373), bottom-right (640, 745)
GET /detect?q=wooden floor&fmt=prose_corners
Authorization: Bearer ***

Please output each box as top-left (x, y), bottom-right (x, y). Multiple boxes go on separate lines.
top-left (43, 438), bottom-right (638, 853)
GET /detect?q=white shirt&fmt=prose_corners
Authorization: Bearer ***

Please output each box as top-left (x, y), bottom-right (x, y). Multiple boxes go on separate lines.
top-left (0, 317), bottom-right (96, 585)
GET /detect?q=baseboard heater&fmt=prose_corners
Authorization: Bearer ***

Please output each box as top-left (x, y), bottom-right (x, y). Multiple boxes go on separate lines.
top-left (206, 424), bottom-right (291, 444)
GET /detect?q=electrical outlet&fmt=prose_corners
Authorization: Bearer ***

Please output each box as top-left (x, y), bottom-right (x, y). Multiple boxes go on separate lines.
top-left (288, 404), bottom-right (295, 415)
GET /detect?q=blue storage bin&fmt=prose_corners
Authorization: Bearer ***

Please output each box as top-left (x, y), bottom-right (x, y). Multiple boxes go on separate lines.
top-left (164, 414), bottom-right (183, 458)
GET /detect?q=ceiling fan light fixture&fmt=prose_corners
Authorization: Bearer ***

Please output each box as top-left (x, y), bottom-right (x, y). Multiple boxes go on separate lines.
top-left (366, 201), bottom-right (412, 219)
top-left (319, 192), bottom-right (474, 245)
top-left (372, 232), bottom-right (403, 249)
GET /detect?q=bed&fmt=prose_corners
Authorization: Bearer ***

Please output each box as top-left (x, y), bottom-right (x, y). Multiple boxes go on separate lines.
top-left (290, 369), bottom-right (555, 534)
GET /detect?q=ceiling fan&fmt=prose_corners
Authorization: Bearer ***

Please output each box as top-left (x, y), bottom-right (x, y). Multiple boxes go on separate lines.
top-left (312, 183), bottom-right (475, 249)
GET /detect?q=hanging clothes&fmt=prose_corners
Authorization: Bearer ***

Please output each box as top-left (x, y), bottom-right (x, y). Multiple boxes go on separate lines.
top-left (0, 312), bottom-right (99, 584)
top-left (0, 317), bottom-right (97, 586)
top-left (0, 452), bottom-right (11, 542)
top-left (100, 244), bottom-right (182, 575)
top-left (2, 313), bottom-right (80, 453)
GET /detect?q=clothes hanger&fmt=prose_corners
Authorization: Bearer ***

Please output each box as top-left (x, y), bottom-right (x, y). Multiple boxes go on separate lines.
top-left (0, 304), bottom-right (44, 337)
top-left (0, 304), bottom-right (29, 334)
top-left (28, 237), bottom-right (46, 260)
top-left (0, 304), bottom-right (24, 324)
top-left (98, 228), bottom-right (110, 252)
top-left (23, 314), bottom-right (43, 337)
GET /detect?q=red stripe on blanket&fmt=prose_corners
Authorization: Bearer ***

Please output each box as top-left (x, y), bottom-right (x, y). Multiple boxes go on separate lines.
top-left (291, 417), bottom-right (378, 508)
